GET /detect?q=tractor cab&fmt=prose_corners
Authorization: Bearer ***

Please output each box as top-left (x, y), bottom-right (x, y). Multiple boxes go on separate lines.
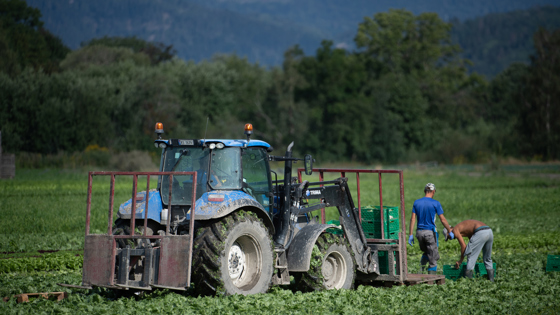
top-left (154, 124), bottom-right (274, 216)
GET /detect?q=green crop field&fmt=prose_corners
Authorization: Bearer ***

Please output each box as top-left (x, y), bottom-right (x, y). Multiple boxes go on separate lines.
top-left (1, 168), bottom-right (560, 314)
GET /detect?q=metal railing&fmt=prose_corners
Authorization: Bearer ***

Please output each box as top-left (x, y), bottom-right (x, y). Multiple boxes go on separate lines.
top-left (297, 168), bottom-right (406, 239)
top-left (83, 171), bottom-right (197, 288)
top-left (297, 167), bottom-right (408, 281)
top-left (85, 171), bottom-right (197, 236)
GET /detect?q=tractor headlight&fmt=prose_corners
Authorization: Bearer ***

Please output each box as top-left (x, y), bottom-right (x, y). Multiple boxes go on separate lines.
top-left (209, 143), bottom-right (216, 150)
top-left (216, 143), bottom-right (224, 149)
top-left (159, 143), bottom-right (167, 149)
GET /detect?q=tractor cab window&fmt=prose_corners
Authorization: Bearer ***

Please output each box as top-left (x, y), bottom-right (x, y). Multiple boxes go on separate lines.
top-left (160, 146), bottom-right (243, 205)
top-left (242, 148), bottom-right (272, 212)
top-left (209, 147), bottom-right (242, 190)
top-left (161, 146), bottom-right (210, 205)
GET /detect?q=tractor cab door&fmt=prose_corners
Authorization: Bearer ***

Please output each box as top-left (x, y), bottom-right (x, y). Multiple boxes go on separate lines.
top-left (242, 148), bottom-right (273, 214)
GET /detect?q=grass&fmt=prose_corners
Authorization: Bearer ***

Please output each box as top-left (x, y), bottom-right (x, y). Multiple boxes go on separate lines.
top-left (0, 169), bottom-right (159, 252)
top-left (0, 167), bottom-right (559, 314)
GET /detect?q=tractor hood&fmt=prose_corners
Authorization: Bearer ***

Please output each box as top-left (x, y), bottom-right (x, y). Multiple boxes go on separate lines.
top-left (117, 189), bottom-right (272, 231)
top-left (117, 189), bottom-right (163, 222)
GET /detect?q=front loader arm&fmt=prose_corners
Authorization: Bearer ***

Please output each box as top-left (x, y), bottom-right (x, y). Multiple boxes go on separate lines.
top-left (295, 178), bottom-right (379, 274)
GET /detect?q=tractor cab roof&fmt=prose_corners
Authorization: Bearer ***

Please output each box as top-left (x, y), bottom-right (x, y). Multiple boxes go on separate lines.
top-left (154, 139), bottom-right (272, 151)
top-left (202, 139), bottom-right (271, 149)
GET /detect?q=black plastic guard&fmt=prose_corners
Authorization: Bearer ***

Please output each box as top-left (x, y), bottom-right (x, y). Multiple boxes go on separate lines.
top-left (286, 224), bottom-right (333, 272)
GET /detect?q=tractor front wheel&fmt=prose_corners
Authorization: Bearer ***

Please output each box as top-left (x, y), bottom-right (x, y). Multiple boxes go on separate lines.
top-left (294, 233), bottom-right (355, 292)
top-left (191, 211), bottom-right (274, 296)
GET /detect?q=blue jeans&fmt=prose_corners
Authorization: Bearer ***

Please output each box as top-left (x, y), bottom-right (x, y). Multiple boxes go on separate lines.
top-left (465, 229), bottom-right (493, 271)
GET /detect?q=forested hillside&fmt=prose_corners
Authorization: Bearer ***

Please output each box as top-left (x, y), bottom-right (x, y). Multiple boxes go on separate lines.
top-left (190, 0), bottom-right (560, 41)
top-left (452, 5), bottom-right (560, 77)
top-left (1, 1), bottom-right (559, 166)
top-left (25, 0), bottom-right (325, 65)
top-left (25, 0), bottom-right (560, 76)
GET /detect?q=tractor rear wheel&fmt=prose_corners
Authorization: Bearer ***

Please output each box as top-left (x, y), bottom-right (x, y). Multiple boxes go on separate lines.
top-left (294, 233), bottom-right (355, 292)
top-left (191, 211), bottom-right (274, 296)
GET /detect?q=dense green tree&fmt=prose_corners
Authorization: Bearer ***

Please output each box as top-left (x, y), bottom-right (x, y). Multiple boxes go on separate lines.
top-left (473, 63), bottom-right (527, 157)
top-left (2, 3), bottom-right (557, 165)
top-left (0, 0), bottom-right (69, 76)
top-left (295, 41), bottom-right (369, 161)
top-left (518, 28), bottom-right (560, 160)
top-left (60, 45), bottom-right (151, 70)
top-left (174, 59), bottom-right (247, 139)
top-left (259, 46), bottom-right (309, 151)
top-left (355, 9), bottom-right (461, 77)
top-left (0, 69), bottom-right (114, 153)
top-left (350, 10), bottom-right (482, 162)
top-left (83, 36), bottom-right (176, 65)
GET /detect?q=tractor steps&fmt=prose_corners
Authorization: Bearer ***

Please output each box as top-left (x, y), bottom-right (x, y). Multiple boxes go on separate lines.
top-left (3, 292), bottom-right (67, 303)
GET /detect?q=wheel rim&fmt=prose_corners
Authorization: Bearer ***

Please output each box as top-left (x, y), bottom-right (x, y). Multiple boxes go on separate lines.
top-left (228, 242), bottom-right (246, 280)
top-left (322, 250), bottom-right (347, 289)
top-left (228, 235), bottom-right (262, 289)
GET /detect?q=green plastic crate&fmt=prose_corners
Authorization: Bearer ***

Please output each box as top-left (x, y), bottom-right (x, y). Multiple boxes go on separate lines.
top-left (475, 262), bottom-right (497, 276)
top-left (387, 231), bottom-right (399, 240)
top-left (361, 220), bottom-right (400, 238)
top-left (546, 255), bottom-right (560, 272)
top-left (378, 251), bottom-right (388, 274)
top-left (361, 205), bottom-right (400, 239)
top-left (443, 263), bottom-right (466, 280)
top-left (363, 230), bottom-right (399, 240)
top-left (361, 220), bottom-right (399, 234)
top-left (361, 206), bottom-right (399, 222)
top-left (362, 219), bottom-right (400, 233)
top-left (377, 251), bottom-right (397, 274)
top-left (326, 220), bottom-right (343, 235)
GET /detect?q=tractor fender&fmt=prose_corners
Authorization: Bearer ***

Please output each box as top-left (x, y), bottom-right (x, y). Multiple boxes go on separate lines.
top-left (286, 223), bottom-right (335, 272)
top-left (193, 190), bottom-right (274, 234)
top-left (117, 189), bottom-right (163, 222)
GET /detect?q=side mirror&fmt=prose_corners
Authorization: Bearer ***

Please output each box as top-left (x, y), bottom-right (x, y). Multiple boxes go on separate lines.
top-left (304, 154), bottom-right (313, 175)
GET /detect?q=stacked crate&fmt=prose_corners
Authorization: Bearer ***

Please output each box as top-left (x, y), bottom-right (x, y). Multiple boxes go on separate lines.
top-left (361, 206), bottom-right (400, 240)
top-left (361, 206), bottom-right (400, 274)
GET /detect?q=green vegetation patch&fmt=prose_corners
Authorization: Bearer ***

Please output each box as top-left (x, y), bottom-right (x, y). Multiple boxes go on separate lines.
top-left (0, 252), bottom-right (83, 274)
top-left (0, 169), bottom-right (559, 313)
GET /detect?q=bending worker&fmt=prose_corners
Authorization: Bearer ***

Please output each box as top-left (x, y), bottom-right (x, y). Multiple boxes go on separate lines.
top-left (443, 220), bottom-right (495, 281)
top-left (408, 183), bottom-right (453, 274)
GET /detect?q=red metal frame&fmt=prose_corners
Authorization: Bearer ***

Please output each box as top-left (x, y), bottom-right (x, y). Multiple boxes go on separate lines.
top-left (298, 167), bottom-right (409, 280)
top-left (297, 168), bottom-right (407, 241)
top-left (84, 171), bottom-right (197, 288)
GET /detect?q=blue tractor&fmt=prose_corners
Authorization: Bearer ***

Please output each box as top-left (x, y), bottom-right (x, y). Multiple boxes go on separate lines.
top-left (76, 122), bottom-right (385, 296)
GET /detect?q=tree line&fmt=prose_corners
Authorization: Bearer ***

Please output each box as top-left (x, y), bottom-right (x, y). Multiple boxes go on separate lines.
top-left (0, 0), bottom-right (558, 164)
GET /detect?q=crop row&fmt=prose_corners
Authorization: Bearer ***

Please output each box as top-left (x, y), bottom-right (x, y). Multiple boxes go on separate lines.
top-left (1, 252), bottom-right (559, 314)
top-left (0, 252), bottom-right (82, 274)
top-left (3, 230), bottom-right (558, 255)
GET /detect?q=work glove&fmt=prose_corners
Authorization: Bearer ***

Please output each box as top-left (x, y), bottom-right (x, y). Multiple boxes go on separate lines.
top-left (408, 235), bottom-right (414, 246)
top-left (449, 231), bottom-right (455, 240)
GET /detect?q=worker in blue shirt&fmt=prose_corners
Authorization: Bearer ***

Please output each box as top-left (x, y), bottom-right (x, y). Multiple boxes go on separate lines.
top-left (408, 183), bottom-right (453, 274)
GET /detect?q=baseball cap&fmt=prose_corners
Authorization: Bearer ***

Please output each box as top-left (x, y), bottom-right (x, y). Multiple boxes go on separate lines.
top-left (425, 183), bottom-right (436, 191)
